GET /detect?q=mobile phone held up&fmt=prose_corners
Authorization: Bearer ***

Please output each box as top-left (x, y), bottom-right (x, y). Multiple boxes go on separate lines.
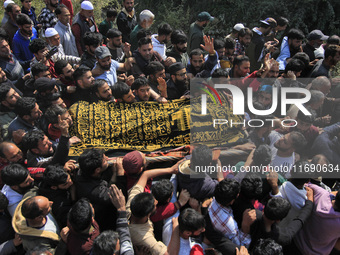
top-left (46, 46), bottom-right (58, 59)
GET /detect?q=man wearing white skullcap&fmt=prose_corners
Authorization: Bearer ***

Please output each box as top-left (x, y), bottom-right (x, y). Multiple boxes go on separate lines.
top-left (38, 0), bottom-right (58, 35)
top-left (45, 27), bottom-right (81, 65)
top-left (71, 1), bottom-right (98, 56)
top-left (1, 0), bottom-right (15, 26)
top-left (226, 23), bottom-right (245, 41)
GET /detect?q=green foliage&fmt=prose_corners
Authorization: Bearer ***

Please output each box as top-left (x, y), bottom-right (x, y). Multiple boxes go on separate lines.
top-left (0, 0), bottom-right (338, 37)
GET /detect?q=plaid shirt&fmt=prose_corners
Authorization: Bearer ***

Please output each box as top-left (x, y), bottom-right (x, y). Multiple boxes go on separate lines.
top-left (234, 39), bottom-right (246, 57)
top-left (38, 7), bottom-right (58, 33)
top-left (208, 198), bottom-right (251, 247)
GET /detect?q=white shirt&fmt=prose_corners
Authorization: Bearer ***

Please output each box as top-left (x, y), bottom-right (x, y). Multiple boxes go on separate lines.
top-left (1, 185), bottom-right (23, 216)
top-left (151, 34), bottom-right (166, 60)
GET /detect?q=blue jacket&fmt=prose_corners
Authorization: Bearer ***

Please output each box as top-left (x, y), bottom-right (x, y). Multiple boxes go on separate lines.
top-left (12, 28), bottom-right (38, 70)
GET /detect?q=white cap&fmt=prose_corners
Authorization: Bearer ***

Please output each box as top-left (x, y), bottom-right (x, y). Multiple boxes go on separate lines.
top-left (45, 28), bottom-right (59, 38)
top-left (4, 0), bottom-right (15, 8)
top-left (233, 23), bottom-right (245, 31)
top-left (81, 1), bottom-right (94, 10)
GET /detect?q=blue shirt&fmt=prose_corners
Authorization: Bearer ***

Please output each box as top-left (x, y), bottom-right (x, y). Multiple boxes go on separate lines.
top-left (12, 28), bottom-right (38, 63)
top-left (94, 60), bottom-right (120, 87)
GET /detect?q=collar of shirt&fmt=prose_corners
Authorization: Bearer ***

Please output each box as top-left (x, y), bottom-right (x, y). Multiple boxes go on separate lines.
top-left (56, 20), bottom-right (70, 30)
top-left (122, 7), bottom-right (135, 18)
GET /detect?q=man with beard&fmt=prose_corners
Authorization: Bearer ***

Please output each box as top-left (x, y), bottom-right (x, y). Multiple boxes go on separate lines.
top-left (234, 27), bottom-right (253, 57)
top-left (151, 23), bottom-right (172, 60)
top-left (187, 11), bottom-right (214, 54)
top-left (72, 1), bottom-right (98, 56)
top-left (12, 13), bottom-right (38, 70)
top-left (0, 142), bottom-right (25, 169)
top-left (80, 32), bottom-right (102, 70)
top-left (111, 81), bottom-right (136, 103)
top-left (303, 30), bottom-right (328, 63)
top-left (1, 164), bottom-right (34, 216)
top-left (71, 66), bottom-right (95, 103)
top-left (92, 46), bottom-right (133, 87)
top-left (93, 79), bottom-right (113, 102)
top-left (8, 97), bottom-right (42, 141)
top-left (268, 130), bottom-right (306, 179)
top-left (117, 0), bottom-right (137, 43)
top-left (54, 5), bottom-right (78, 57)
top-left (3, 3), bottom-right (21, 46)
top-left (166, 29), bottom-right (189, 67)
top-left (44, 28), bottom-right (81, 65)
top-left (277, 28), bottom-right (305, 71)
top-left (187, 35), bottom-right (217, 78)
top-left (22, 117), bottom-right (70, 168)
top-left (166, 62), bottom-right (188, 100)
top-left (0, 35), bottom-right (25, 82)
top-left (132, 37), bottom-right (175, 78)
top-left (0, 84), bottom-right (20, 138)
top-left (310, 45), bottom-right (340, 78)
top-left (246, 18), bottom-right (277, 72)
top-left (54, 59), bottom-right (75, 92)
top-left (38, 0), bottom-right (58, 35)
top-left (106, 28), bottom-right (132, 62)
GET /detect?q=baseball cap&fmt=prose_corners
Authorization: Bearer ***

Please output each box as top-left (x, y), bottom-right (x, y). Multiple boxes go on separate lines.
top-left (95, 46), bottom-right (111, 60)
top-left (307, 30), bottom-right (329, 41)
top-left (260, 18), bottom-right (277, 28)
top-left (197, 12), bottom-right (214, 22)
top-left (34, 77), bottom-right (58, 93)
top-left (233, 23), bottom-right (245, 31)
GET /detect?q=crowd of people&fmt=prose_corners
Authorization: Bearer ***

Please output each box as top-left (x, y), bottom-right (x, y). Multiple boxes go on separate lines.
top-left (0, 0), bottom-right (340, 254)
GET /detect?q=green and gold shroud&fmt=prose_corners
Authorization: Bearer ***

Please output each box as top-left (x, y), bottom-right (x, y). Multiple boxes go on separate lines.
top-left (68, 93), bottom-right (245, 156)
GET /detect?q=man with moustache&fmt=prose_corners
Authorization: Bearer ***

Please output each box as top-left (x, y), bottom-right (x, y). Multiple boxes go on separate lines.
top-left (0, 36), bottom-right (25, 82)
top-left (166, 29), bottom-right (189, 66)
top-left (92, 46), bottom-right (133, 87)
top-left (1, 164), bottom-right (34, 216)
top-left (3, 3), bottom-right (21, 46)
top-left (22, 118), bottom-right (70, 168)
top-left (166, 62), bottom-right (188, 100)
top-left (246, 18), bottom-right (277, 72)
top-left (71, 66), bottom-right (95, 103)
top-left (12, 13), bottom-right (38, 69)
top-left (234, 27), bottom-right (253, 57)
top-left (187, 35), bottom-right (217, 78)
top-left (72, 1), bottom-right (98, 55)
top-left (106, 28), bottom-right (132, 62)
top-left (93, 79), bottom-right (113, 102)
top-left (0, 83), bottom-right (21, 138)
top-left (8, 97), bottom-right (42, 141)
top-left (116, 0), bottom-right (137, 43)
top-left (277, 28), bottom-right (305, 71)
top-left (187, 12), bottom-right (214, 54)
top-left (38, 0), bottom-right (58, 35)
top-left (54, 5), bottom-right (78, 57)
